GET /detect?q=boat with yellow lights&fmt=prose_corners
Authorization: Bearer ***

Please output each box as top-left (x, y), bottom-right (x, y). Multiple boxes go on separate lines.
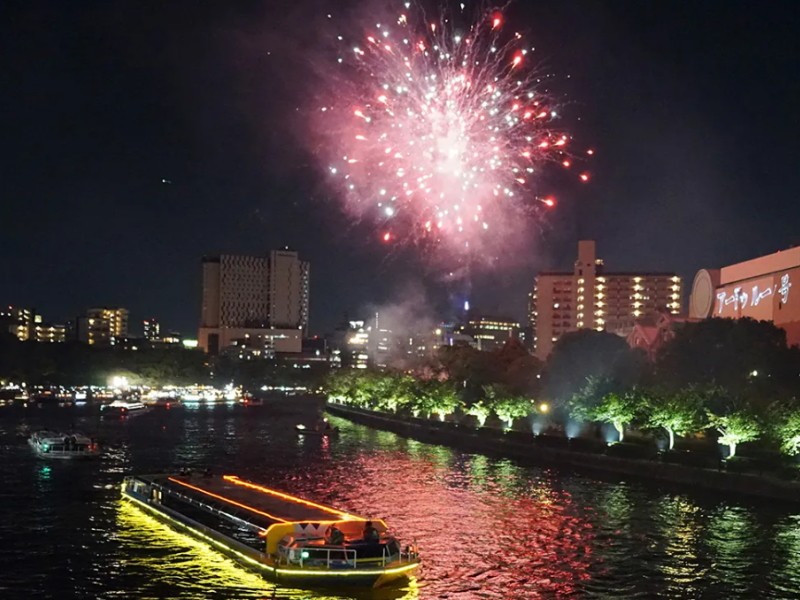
top-left (121, 473), bottom-right (420, 589)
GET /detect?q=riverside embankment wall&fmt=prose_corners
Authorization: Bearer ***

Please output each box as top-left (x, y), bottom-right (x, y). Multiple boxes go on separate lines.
top-left (326, 403), bottom-right (800, 504)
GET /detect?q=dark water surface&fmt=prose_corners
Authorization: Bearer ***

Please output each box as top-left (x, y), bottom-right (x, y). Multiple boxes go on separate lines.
top-left (2, 399), bottom-right (800, 599)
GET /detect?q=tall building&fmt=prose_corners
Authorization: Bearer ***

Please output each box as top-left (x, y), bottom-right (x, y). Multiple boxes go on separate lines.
top-left (77, 315), bottom-right (112, 345)
top-left (269, 249), bottom-right (310, 332)
top-left (530, 241), bottom-right (682, 359)
top-left (143, 318), bottom-right (160, 340)
top-left (690, 244), bottom-right (800, 346)
top-left (1, 306), bottom-right (35, 341)
top-left (87, 308), bottom-right (128, 338)
top-left (75, 308), bottom-right (128, 345)
top-left (1, 307), bottom-right (66, 343)
top-left (346, 320), bottom-right (370, 369)
top-left (199, 249), bottom-right (309, 354)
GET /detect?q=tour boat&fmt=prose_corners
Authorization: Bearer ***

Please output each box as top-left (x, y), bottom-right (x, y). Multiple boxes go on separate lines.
top-left (121, 473), bottom-right (419, 589)
top-left (29, 430), bottom-right (99, 459)
top-left (101, 399), bottom-right (152, 417)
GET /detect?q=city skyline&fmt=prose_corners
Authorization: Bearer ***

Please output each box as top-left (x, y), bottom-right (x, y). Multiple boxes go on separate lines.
top-left (2, 1), bottom-right (800, 336)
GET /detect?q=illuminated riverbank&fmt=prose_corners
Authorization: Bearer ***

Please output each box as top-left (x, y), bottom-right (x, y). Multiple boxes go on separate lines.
top-left (327, 403), bottom-right (800, 504)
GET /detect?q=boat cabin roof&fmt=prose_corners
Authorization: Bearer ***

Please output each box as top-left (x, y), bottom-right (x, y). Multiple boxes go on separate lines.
top-left (133, 474), bottom-right (390, 554)
top-left (34, 431), bottom-right (91, 443)
top-left (138, 474), bottom-right (367, 525)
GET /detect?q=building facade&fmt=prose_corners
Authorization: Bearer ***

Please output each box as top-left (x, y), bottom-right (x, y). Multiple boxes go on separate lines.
top-left (530, 241), bottom-right (682, 359)
top-left (690, 245), bottom-right (800, 347)
top-left (77, 315), bottom-right (112, 345)
top-left (33, 323), bottom-right (66, 343)
top-left (87, 308), bottom-right (128, 339)
top-left (458, 315), bottom-right (520, 352)
top-left (198, 249), bottom-right (309, 354)
top-left (143, 318), bottom-right (160, 340)
top-left (1, 307), bottom-right (66, 343)
top-left (1, 306), bottom-right (36, 341)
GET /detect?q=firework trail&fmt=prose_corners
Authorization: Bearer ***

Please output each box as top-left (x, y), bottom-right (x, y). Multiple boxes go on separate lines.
top-left (316, 2), bottom-right (590, 266)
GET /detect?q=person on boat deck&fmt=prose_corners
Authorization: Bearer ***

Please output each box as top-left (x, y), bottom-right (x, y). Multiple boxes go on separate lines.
top-left (327, 523), bottom-right (345, 545)
top-left (362, 521), bottom-right (379, 543)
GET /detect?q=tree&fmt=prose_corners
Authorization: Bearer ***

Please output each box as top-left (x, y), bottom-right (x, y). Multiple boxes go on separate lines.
top-left (436, 343), bottom-right (501, 401)
top-left (413, 379), bottom-right (461, 420)
top-left (774, 406), bottom-right (800, 456)
top-left (374, 373), bottom-right (416, 413)
top-left (493, 395), bottom-right (534, 429)
top-left (465, 400), bottom-right (491, 427)
top-left (655, 318), bottom-right (800, 403)
top-left (646, 388), bottom-right (707, 450)
top-left (568, 375), bottom-right (619, 422)
top-left (590, 391), bottom-right (641, 442)
top-left (326, 370), bottom-right (356, 404)
top-left (707, 406), bottom-right (761, 458)
top-left (481, 383), bottom-right (534, 428)
top-left (544, 330), bottom-right (647, 403)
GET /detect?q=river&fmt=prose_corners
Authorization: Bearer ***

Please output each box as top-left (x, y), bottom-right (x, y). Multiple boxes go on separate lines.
top-left (2, 398), bottom-right (799, 599)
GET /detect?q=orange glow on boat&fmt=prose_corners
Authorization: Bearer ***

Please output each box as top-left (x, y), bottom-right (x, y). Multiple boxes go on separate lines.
top-left (167, 477), bottom-right (284, 525)
top-left (223, 475), bottom-right (365, 521)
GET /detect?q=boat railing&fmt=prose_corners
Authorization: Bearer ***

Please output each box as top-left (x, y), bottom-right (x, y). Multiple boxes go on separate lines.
top-left (297, 547), bottom-right (358, 569)
top-left (288, 541), bottom-right (416, 570)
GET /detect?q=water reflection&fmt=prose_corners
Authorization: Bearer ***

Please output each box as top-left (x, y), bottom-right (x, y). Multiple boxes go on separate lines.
top-left (115, 500), bottom-right (279, 599)
top-left (1, 403), bottom-right (800, 599)
top-left (704, 506), bottom-right (762, 598)
top-left (656, 496), bottom-right (707, 600)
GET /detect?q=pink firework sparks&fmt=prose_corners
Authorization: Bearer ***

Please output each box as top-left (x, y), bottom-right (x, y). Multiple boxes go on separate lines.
top-left (317, 3), bottom-right (588, 263)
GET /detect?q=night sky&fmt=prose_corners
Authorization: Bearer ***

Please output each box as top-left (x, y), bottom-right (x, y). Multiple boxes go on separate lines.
top-left (2, 1), bottom-right (800, 337)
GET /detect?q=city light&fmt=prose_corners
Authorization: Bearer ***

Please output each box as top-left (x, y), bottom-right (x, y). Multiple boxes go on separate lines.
top-left (110, 376), bottom-right (129, 389)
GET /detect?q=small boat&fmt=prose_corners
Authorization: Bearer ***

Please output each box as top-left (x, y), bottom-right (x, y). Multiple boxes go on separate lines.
top-left (296, 424), bottom-right (339, 436)
top-left (29, 430), bottom-right (99, 459)
top-left (122, 474), bottom-right (419, 589)
top-left (101, 399), bottom-right (152, 417)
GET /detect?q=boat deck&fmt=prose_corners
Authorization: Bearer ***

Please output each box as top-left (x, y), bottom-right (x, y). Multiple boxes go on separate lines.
top-left (141, 474), bottom-right (364, 529)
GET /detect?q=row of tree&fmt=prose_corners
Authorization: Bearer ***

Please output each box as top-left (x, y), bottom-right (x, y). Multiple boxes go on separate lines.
top-left (328, 318), bottom-right (800, 459)
top-left (328, 368), bottom-right (800, 458)
top-left (0, 333), bottom-right (207, 387)
top-left (544, 318), bottom-right (800, 457)
top-left (326, 369), bottom-right (535, 428)
top-left (570, 381), bottom-right (800, 457)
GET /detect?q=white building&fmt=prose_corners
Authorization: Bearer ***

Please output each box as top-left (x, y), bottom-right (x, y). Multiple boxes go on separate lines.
top-left (198, 249), bottom-right (309, 354)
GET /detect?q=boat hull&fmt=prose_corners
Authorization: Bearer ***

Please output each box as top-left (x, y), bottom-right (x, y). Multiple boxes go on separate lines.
top-left (121, 485), bottom-right (419, 589)
top-left (28, 437), bottom-right (99, 460)
top-left (295, 427), bottom-right (339, 437)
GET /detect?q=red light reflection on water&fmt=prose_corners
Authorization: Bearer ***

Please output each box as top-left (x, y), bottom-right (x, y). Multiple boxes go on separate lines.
top-left (288, 448), bottom-right (593, 599)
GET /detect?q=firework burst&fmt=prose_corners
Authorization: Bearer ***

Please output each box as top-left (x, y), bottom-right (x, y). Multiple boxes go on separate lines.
top-left (316, 2), bottom-right (588, 264)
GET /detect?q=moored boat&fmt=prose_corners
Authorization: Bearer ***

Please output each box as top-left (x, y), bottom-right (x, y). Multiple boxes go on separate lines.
top-left (296, 424), bottom-right (339, 437)
top-left (121, 473), bottom-right (419, 589)
top-left (28, 430), bottom-right (99, 459)
top-left (101, 399), bottom-right (152, 417)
